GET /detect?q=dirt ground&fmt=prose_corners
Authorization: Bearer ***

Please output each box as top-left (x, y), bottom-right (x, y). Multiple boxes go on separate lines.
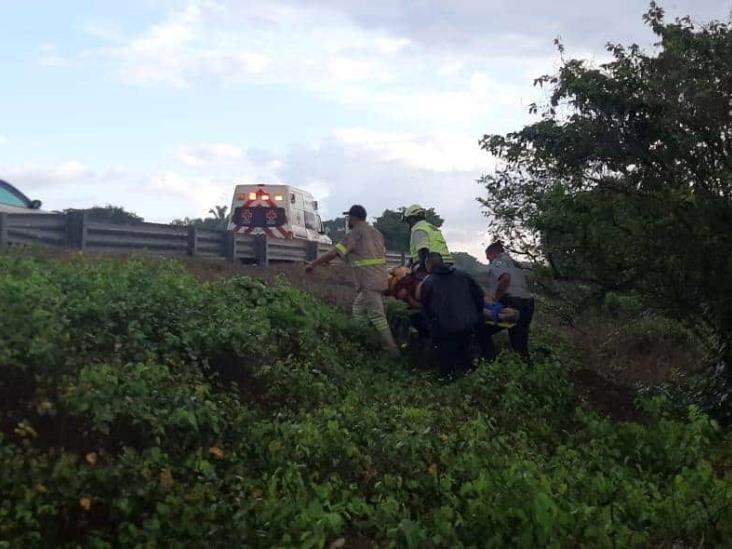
top-left (570, 368), bottom-right (648, 423)
top-left (182, 258), bottom-right (366, 316)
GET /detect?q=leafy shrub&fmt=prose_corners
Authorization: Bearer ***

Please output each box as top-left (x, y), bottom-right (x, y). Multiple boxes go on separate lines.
top-left (619, 316), bottom-right (693, 353)
top-left (0, 253), bottom-right (730, 547)
top-left (602, 292), bottom-right (644, 319)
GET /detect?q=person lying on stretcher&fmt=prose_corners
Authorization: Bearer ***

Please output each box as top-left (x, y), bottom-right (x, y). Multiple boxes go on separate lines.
top-left (386, 266), bottom-right (520, 328)
top-left (386, 266), bottom-right (425, 307)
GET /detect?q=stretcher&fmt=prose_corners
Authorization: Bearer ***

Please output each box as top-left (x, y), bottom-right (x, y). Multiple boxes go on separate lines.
top-left (483, 306), bottom-right (520, 329)
top-left (387, 266), bottom-right (520, 329)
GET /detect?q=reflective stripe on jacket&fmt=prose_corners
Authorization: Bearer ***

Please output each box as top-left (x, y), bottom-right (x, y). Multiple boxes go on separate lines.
top-left (335, 223), bottom-right (389, 292)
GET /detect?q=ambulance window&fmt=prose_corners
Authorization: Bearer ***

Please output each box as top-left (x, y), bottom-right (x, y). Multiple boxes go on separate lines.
top-left (304, 210), bottom-right (318, 231)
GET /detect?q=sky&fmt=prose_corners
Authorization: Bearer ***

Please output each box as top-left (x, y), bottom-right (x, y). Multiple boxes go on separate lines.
top-left (1, 0), bottom-right (730, 258)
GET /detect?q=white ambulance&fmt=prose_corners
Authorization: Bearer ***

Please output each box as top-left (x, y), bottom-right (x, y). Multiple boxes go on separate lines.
top-left (227, 184), bottom-right (332, 244)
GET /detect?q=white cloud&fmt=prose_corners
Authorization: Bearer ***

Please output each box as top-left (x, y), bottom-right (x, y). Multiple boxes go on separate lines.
top-left (105, 165), bottom-right (130, 180)
top-left (1, 161), bottom-right (92, 188)
top-left (374, 36), bottom-right (410, 56)
top-left (38, 44), bottom-right (70, 67)
top-left (298, 179), bottom-right (332, 204)
top-left (320, 67), bottom-right (537, 129)
top-left (54, 161), bottom-right (89, 180)
top-left (327, 56), bottom-right (378, 82)
top-left (290, 0), bottom-right (730, 53)
top-left (269, 129), bottom-right (493, 257)
top-left (83, 0), bottom-right (270, 88)
top-left (52, 0), bottom-right (727, 134)
top-left (146, 170), bottom-right (234, 216)
top-left (0, 161), bottom-right (140, 214)
top-left (177, 143), bottom-right (244, 166)
top-left (80, 20), bottom-right (127, 43)
top-left (0, 135), bottom-right (9, 146)
top-left (57, 0), bottom-right (543, 131)
top-left (332, 127), bottom-right (491, 172)
top-left (93, 2), bottom-right (387, 89)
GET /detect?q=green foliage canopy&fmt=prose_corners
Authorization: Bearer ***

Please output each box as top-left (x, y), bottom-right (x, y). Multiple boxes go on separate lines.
top-left (479, 5), bottom-right (732, 392)
top-left (322, 216), bottom-right (347, 243)
top-left (64, 205), bottom-right (144, 225)
top-left (171, 205), bottom-right (229, 229)
top-left (373, 207), bottom-right (444, 252)
top-left (452, 251), bottom-right (485, 274)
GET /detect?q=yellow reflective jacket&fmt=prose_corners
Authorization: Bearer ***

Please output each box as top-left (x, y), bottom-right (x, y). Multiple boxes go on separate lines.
top-left (410, 220), bottom-right (452, 264)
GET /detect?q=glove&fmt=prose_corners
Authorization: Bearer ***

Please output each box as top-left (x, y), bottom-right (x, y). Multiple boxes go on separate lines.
top-left (488, 303), bottom-right (504, 323)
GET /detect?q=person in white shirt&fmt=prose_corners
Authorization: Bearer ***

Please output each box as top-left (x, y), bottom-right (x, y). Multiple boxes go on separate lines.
top-left (484, 241), bottom-right (535, 361)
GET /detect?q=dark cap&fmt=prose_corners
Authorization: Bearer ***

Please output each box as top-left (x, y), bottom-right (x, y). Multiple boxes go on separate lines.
top-left (342, 204), bottom-right (367, 220)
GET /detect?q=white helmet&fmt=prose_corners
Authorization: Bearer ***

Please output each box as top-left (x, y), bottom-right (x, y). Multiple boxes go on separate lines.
top-left (401, 204), bottom-right (426, 221)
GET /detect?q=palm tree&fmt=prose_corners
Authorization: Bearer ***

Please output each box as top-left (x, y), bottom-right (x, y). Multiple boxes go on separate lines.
top-left (207, 205), bottom-right (229, 228)
top-left (208, 205), bottom-right (228, 221)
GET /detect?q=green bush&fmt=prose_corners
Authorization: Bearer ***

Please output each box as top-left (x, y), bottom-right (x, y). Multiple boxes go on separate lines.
top-left (0, 253), bottom-right (730, 547)
top-left (602, 292), bottom-right (644, 319)
top-left (620, 316), bottom-right (693, 352)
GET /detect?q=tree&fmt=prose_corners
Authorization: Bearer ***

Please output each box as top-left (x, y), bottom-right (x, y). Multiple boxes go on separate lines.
top-left (478, 4), bottom-right (732, 406)
top-left (208, 205), bottom-right (228, 223)
top-left (64, 205), bottom-right (144, 225)
top-left (322, 217), bottom-right (347, 243)
top-left (373, 207), bottom-right (444, 252)
top-left (171, 204), bottom-right (229, 229)
top-left (452, 251), bottom-right (485, 274)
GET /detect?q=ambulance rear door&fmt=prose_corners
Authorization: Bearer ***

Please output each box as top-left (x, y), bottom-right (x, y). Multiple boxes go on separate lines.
top-left (229, 185), bottom-right (291, 238)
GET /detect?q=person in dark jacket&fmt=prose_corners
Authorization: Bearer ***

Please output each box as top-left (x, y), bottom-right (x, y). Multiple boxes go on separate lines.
top-left (419, 253), bottom-right (486, 378)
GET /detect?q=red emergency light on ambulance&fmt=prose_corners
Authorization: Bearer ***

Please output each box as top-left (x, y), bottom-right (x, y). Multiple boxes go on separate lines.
top-left (227, 184), bottom-right (332, 245)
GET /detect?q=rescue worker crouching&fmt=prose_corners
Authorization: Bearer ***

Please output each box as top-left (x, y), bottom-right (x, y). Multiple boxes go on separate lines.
top-left (305, 204), bottom-right (400, 358)
top-left (401, 204), bottom-right (453, 276)
top-left (419, 252), bottom-right (488, 379)
top-left (484, 241), bottom-right (535, 361)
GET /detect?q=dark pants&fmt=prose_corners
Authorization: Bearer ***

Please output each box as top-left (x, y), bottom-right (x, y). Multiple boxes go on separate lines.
top-left (409, 310), bottom-right (431, 339)
top-left (432, 330), bottom-right (474, 377)
top-left (482, 296), bottom-right (535, 361)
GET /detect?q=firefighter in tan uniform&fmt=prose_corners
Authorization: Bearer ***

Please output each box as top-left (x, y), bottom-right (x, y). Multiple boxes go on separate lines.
top-left (306, 204), bottom-right (399, 357)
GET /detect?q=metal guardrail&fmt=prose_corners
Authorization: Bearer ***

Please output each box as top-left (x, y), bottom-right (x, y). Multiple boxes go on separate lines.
top-left (0, 211), bottom-right (407, 268)
top-left (386, 252), bottom-right (405, 269)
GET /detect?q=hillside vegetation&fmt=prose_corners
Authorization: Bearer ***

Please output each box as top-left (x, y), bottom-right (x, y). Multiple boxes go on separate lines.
top-left (1, 252), bottom-right (731, 547)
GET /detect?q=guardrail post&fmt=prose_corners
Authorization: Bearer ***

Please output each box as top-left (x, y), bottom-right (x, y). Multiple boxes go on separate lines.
top-left (305, 240), bottom-right (318, 262)
top-left (255, 234), bottom-right (268, 266)
top-left (400, 252), bottom-right (406, 265)
top-left (65, 210), bottom-right (87, 250)
top-left (225, 231), bottom-right (237, 263)
top-left (187, 225), bottom-right (198, 256)
top-left (0, 213), bottom-right (7, 247)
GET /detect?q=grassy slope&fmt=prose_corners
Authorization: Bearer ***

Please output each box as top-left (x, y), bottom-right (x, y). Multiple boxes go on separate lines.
top-left (1, 252), bottom-right (731, 548)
